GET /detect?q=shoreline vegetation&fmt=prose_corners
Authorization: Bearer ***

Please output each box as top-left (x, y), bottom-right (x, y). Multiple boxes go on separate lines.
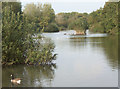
top-left (2, 2), bottom-right (57, 66)
top-left (1, 1), bottom-right (119, 65)
top-left (55, 2), bottom-right (119, 35)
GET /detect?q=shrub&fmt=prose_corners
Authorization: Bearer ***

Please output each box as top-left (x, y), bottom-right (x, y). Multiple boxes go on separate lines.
top-left (44, 23), bottom-right (59, 32)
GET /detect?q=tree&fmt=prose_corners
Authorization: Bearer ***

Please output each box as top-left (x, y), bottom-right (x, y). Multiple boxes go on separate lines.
top-left (55, 12), bottom-right (88, 31)
top-left (2, 2), bottom-right (22, 14)
top-left (44, 23), bottom-right (59, 32)
top-left (2, 4), bottom-right (28, 64)
top-left (23, 3), bottom-right (56, 33)
top-left (88, 2), bottom-right (118, 34)
top-left (2, 2), bottom-right (57, 65)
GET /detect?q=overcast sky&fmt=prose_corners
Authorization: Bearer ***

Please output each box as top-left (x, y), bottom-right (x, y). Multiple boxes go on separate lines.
top-left (20, 0), bottom-right (108, 14)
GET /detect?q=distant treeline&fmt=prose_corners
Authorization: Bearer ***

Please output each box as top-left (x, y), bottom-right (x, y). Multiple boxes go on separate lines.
top-left (55, 12), bottom-right (89, 32)
top-left (55, 2), bottom-right (120, 35)
top-left (3, 1), bottom-right (119, 34)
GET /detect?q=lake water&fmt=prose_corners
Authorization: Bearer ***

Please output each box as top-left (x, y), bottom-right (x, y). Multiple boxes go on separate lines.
top-left (2, 30), bottom-right (118, 87)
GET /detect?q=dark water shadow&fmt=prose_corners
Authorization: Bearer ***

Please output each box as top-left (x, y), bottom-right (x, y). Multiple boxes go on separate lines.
top-left (69, 36), bottom-right (118, 70)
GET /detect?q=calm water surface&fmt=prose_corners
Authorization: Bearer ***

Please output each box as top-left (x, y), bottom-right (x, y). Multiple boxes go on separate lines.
top-left (2, 30), bottom-right (118, 87)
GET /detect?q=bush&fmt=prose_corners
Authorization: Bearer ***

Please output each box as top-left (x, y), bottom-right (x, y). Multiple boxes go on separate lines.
top-left (2, 3), bottom-right (57, 65)
top-left (25, 38), bottom-right (57, 65)
top-left (44, 23), bottom-right (59, 32)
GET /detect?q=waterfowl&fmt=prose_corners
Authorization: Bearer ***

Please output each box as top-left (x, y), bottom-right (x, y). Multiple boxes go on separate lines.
top-left (11, 74), bottom-right (21, 84)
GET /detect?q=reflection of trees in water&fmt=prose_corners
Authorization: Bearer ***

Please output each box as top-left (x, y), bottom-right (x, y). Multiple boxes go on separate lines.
top-left (69, 36), bottom-right (118, 69)
top-left (101, 36), bottom-right (118, 69)
top-left (23, 64), bottom-right (56, 87)
top-left (69, 37), bottom-right (88, 48)
top-left (90, 36), bottom-right (118, 69)
top-left (2, 64), bottom-right (56, 87)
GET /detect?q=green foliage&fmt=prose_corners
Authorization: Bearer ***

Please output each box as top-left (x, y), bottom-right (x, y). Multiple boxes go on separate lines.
top-left (2, 2), bottom-right (22, 14)
top-left (25, 38), bottom-right (56, 65)
top-left (68, 17), bottom-right (88, 31)
top-left (118, 1), bottom-right (120, 34)
top-left (55, 12), bottom-right (88, 31)
top-left (42, 4), bottom-right (55, 23)
top-left (2, 4), bottom-right (27, 64)
top-left (44, 23), bottom-right (59, 32)
top-left (23, 3), bottom-right (56, 33)
top-left (0, 2), bottom-right (2, 61)
top-left (2, 2), bottom-right (57, 65)
top-left (88, 2), bottom-right (118, 34)
top-left (55, 2), bottom-right (119, 35)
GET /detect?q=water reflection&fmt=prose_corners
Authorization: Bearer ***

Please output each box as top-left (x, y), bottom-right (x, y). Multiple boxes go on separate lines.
top-left (101, 36), bottom-right (118, 69)
top-left (2, 64), bottom-right (56, 87)
top-left (69, 36), bottom-right (118, 69)
top-left (50, 31), bottom-right (118, 87)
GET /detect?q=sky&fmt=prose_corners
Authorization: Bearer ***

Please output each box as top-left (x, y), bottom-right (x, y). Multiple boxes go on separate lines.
top-left (20, 0), bottom-right (108, 14)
